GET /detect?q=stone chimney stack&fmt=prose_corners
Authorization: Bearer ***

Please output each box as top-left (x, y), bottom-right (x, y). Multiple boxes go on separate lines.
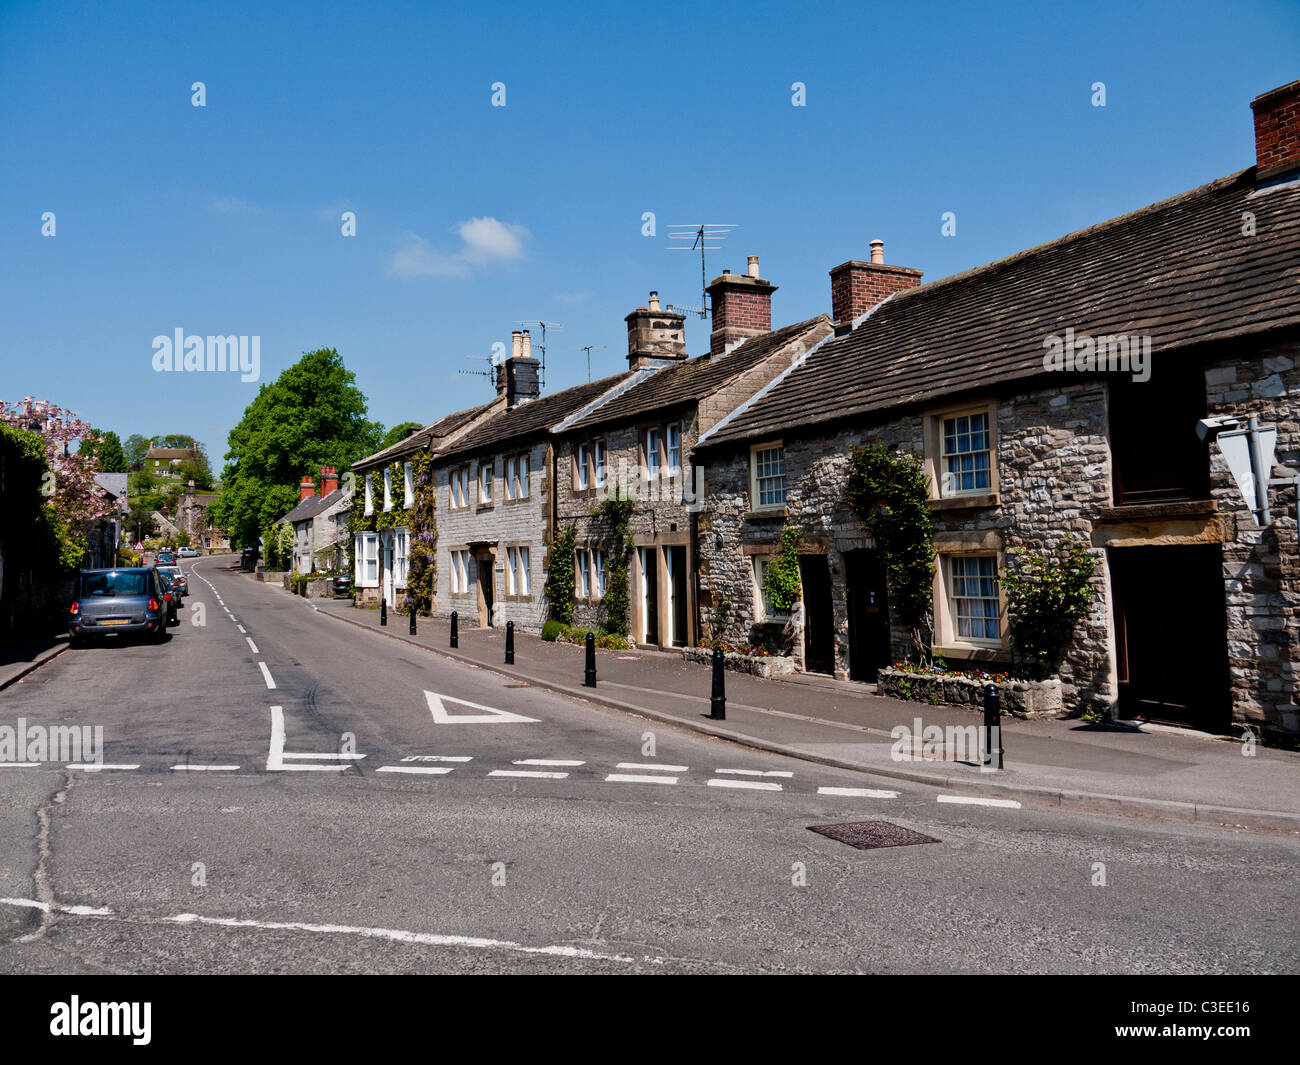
top-left (320, 466), bottom-right (339, 496)
top-left (829, 240), bottom-right (922, 335)
top-left (1252, 80), bottom-right (1300, 181)
top-left (625, 292), bottom-right (688, 370)
top-left (299, 476), bottom-right (316, 501)
top-left (505, 333), bottom-right (540, 408)
top-left (706, 257), bottom-right (775, 356)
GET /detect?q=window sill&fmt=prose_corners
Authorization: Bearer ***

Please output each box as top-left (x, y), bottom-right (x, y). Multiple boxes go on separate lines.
top-left (928, 493), bottom-right (999, 512)
top-left (1097, 500), bottom-right (1217, 522)
top-left (745, 508), bottom-right (788, 521)
top-left (933, 643), bottom-right (1012, 663)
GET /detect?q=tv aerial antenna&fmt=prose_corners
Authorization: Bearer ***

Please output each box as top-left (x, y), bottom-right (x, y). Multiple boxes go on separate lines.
top-left (516, 320), bottom-right (564, 391)
top-left (572, 344), bottom-right (607, 382)
top-left (458, 354), bottom-right (498, 390)
top-left (667, 223), bottom-right (736, 319)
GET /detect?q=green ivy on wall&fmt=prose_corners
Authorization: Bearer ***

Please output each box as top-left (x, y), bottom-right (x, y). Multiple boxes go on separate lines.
top-left (544, 522), bottom-right (577, 625)
top-left (592, 492), bottom-right (635, 636)
top-left (347, 455), bottom-right (437, 615)
top-left (762, 525), bottom-right (802, 613)
top-left (845, 444), bottom-right (936, 659)
top-left (1000, 533), bottom-right (1097, 679)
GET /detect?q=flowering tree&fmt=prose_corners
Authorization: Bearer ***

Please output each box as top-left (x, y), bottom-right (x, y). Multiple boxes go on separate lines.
top-left (1, 397), bottom-right (117, 570)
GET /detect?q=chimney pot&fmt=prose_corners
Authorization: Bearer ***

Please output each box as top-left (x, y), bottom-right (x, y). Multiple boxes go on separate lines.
top-left (747, 255), bottom-right (759, 278)
top-left (722, 268), bottom-right (730, 275)
top-left (870, 240), bottom-right (885, 264)
top-left (648, 291), bottom-right (660, 311)
top-left (511, 330), bottom-right (522, 359)
top-left (1252, 80), bottom-right (1300, 180)
top-left (521, 329), bottom-right (532, 359)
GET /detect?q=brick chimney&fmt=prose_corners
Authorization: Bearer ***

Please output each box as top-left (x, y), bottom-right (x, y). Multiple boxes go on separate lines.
top-left (706, 257), bottom-right (775, 356)
top-left (1252, 80), bottom-right (1300, 182)
top-left (829, 240), bottom-right (922, 335)
top-left (505, 330), bottom-right (540, 408)
top-left (299, 476), bottom-right (316, 501)
top-left (320, 466), bottom-right (339, 496)
top-left (625, 291), bottom-right (688, 369)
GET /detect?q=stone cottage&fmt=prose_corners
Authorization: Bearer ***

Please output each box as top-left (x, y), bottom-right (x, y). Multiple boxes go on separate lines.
top-left (693, 81), bottom-right (1300, 740)
top-left (276, 467), bottom-right (353, 575)
top-left (553, 274), bottom-right (831, 649)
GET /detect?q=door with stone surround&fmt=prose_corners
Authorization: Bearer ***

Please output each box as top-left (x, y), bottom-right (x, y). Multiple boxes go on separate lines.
top-left (846, 549), bottom-right (891, 681)
top-left (798, 555), bottom-right (835, 675)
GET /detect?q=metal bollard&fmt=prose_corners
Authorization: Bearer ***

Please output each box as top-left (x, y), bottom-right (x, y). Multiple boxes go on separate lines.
top-left (380, 597), bottom-right (387, 626)
top-left (983, 682), bottom-right (1004, 769)
top-left (505, 620), bottom-right (515, 664)
top-left (450, 610), bottom-right (458, 648)
top-left (584, 631), bottom-right (597, 688)
top-left (409, 605), bottom-right (417, 635)
top-left (710, 646), bottom-right (726, 720)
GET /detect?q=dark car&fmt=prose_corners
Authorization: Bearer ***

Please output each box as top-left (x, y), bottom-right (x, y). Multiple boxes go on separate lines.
top-left (240, 547), bottom-right (259, 571)
top-left (156, 571), bottom-right (181, 626)
top-left (69, 568), bottom-right (168, 644)
top-left (157, 550), bottom-right (176, 565)
top-left (331, 574), bottom-right (353, 598)
top-left (157, 564), bottom-right (187, 601)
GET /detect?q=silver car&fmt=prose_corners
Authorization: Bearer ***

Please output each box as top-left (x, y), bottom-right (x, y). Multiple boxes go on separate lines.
top-left (69, 568), bottom-right (168, 645)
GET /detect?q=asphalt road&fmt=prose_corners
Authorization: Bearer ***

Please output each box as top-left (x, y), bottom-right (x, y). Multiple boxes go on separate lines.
top-left (0, 558), bottom-right (1296, 974)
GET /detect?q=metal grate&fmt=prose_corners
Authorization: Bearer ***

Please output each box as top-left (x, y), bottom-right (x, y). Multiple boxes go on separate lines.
top-left (807, 821), bottom-right (940, 850)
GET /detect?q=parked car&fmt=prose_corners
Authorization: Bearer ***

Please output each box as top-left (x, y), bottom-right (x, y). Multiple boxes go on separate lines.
top-left (69, 568), bottom-right (168, 644)
top-left (156, 550), bottom-right (176, 565)
top-left (331, 574), bottom-right (353, 598)
top-left (178, 546), bottom-right (201, 558)
top-left (156, 571), bottom-right (181, 626)
top-left (157, 565), bottom-right (187, 602)
top-left (240, 547), bottom-right (259, 571)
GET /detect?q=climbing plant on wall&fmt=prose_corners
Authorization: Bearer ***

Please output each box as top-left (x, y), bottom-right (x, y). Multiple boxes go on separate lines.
top-left (592, 492), bottom-right (635, 636)
top-left (544, 522), bottom-right (577, 625)
top-left (845, 444), bottom-right (936, 661)
top-left (1000, 534), bottom-right (1097, 679)
top-left (761, 525), bottom-right (803, 613)
top-left (347, 455), bottom-right (437, 615)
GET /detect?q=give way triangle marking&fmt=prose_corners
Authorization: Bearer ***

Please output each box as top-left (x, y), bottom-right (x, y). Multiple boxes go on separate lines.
top-left (425, 690), bottom-right (540, 725)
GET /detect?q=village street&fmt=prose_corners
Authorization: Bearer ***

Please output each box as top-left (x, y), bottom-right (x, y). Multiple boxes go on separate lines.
top-left (0, 558), bottom-right (1296, 975)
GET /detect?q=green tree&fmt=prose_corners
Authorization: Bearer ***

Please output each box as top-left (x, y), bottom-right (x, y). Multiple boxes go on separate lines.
top-left (175, 451), bottom-right (214, 489)
top-left (379, 421), bottom-right (423, 451)
top-left (209, 348), bottom-right (383, 547)
top-left (86, 429), bottom-right (128, 473)
top-left (123, 434), bottom-right (153, 467)
top-left (162, 434), bottom-right (196, 449)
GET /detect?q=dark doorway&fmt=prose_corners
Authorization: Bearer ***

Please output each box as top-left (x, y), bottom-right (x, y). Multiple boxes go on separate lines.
top-left (667, 546), bottom-right (688, 647)
top-left (798, 554), bottom-right (835, 675)
top-left (640, 547), bottom-right (659, 646)
top-left (477, 556), bottom-right (495, 627)
top-left (1108, 544), bottom-right (1230, 731)
top-left (845, 549), bottom-right (891, 681)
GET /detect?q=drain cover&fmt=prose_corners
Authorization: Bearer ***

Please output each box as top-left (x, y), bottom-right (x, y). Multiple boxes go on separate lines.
top-left (807, 821), bottom-right (940, 850)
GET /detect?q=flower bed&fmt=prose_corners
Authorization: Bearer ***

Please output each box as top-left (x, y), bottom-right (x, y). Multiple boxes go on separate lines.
top-left (682, 646), bottom-right (797, 679)
top-left (877, 666), bottom-right (1062, 718)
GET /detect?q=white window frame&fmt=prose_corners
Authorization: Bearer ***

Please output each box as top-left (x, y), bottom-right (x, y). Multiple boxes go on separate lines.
top-left (666, 423), bottom-right (681, 475)
top-left (939, 409), bottom-right (993, 498)
top-left (403, 462), bottom-right (414, 509)
top-left (750, 442), bottom-right (786, 511)
top-left (577, 549), bottom-right (591, 598)
top-left (394, 528), bottom-right (409, 587)
top-left (506, 546), bottom-right (518, 595)
top-left (517, 453), bottom-right (530, 498)
top-left (480, 461), bottom-right (493, 505)
top-left (517, 546), bottom-right (530, 596)
top-left (576, 443), bottom-right (590, 491)
top-left (364, 473), bottom-right (374, 516)
top-left (356, 532), bottom-right (380, 588)
top-left (505, 457), bottom-right (517, 500)
top-left (383, 467), bottom-right (393, 512)
top-left (947, 554), bottom-right (1001, 644)
top-left (593, 547), bottom-right (606, 599)
top-left (645, 428), bottom-right (662, 479)
top-left (593, 439), bottom-right (607, 488)
top-left (753, 555), bottom-right (790, 622)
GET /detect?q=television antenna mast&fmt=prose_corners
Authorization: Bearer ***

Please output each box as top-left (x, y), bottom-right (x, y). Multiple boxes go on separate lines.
top-left (572, 344), bottom-right (607, 382)
top-left (667, 224), bottom-right (736, 319)
top-left (516, 320), bottom-right (564, 391)
top-left (458, 354), bottom-right (497, 390)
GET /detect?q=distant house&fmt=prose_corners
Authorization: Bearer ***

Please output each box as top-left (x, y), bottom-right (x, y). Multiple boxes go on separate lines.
top-left (88, 472), bottom-right (128, 568)
top-left (276, 467), bottom-right (353, 574)
top-left (144, 446), bottom-right (198, 477)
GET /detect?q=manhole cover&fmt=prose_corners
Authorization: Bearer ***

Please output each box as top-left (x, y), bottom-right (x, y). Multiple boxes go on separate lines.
top-left (807, 821), bottom-right (940, 850)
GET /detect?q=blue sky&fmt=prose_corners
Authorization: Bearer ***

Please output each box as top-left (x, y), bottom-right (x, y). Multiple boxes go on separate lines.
top-left (2, 0), bottom-right (1297, 467)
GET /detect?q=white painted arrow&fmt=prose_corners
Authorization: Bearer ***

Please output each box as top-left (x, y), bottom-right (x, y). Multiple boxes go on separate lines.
top-left (424, 690), bottom-right (539, 725)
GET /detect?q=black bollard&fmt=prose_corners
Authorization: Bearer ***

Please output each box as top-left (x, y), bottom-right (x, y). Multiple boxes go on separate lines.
top-left (983, 682), bottom-right (1004, 769)
top-left (409, 605), bottom-right (417, 635)
top-left (450, 610), bottom-right (458, 648)
top-left (505, 620), bottom-right (515, 664)
top-left (710, 646), bottom-right (726, 720)
top-left (380, 597), bottom-right (387, 626)
top-left (583, 631), bottom-right (597, 688)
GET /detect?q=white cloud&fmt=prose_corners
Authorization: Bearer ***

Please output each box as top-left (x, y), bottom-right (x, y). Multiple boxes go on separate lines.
top-left (387, 216), bottom-right (529, 279)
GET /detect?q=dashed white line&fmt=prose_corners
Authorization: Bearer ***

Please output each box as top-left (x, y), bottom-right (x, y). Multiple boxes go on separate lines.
top-left (246, 637), bottom-right (260, 654)
top-left (401, 755), bottom-right (472, 763)
top-left (715, 768), bottom-right (793, 778)
top-left (489, 769), bottom-right (569, 780)
top-left (377, 766), bottom-right (455, 776)
top-left (66, 764), bottom-right (139, 771)
top-left (937, 795), bottom-right (1022, 809)
top-left (171, 765), bottom-right (241, 772)
top-left (0, 763), bottom-right (42, 769)
top-left (605, 773), bottom-right (678, 785)
top-left (615, 762), bottom-right (688, 773)
top-left (513, 759), bottom-right (585, 767)
top-left (258, 661), bottom-right (276, 689)
top-left (818, 786), bottom-right (900, 799)
top-left (237, 625), bottom-right (247, 634)
top-left (708, 778), bottom-right (782, 791)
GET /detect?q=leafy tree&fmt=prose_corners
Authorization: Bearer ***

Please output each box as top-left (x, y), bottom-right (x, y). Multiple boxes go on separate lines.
top-left (209, 348), bottom-right (383, 547)
top-left (86, 429), bottom-right (128, 473)
top-left (175, 451), bottom-right (214, 489)
top-left (123, 434), bottom-right (153, 467)
top-left (379, 421), bottom-right (423, 451)
top-left (162, 434), bottom-right (196, 449)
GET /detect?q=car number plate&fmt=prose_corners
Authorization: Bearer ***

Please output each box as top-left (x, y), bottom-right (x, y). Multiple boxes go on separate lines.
top-left (100, 619), bottom-right (129, 626)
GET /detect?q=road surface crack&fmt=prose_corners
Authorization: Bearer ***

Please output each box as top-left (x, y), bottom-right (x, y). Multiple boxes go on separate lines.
top-left (13, 770), bottom-right (74, 944)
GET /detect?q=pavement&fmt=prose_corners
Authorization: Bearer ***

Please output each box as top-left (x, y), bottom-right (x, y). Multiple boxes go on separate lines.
top-left (280, 579), bottom-right (1300, 832)
top-left (0, 635), bottom-right (68, 692)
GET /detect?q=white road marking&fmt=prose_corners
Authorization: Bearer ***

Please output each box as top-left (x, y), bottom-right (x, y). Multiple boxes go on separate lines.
top-left (266, 706), bottom-right (351, 772)
top-left (425, 690), bottom-right (539, 725)
top-left (513, 759), bottom-right (585, 767)
top-left (237, 625), bottom-right (247, 634)
top-left (280, 752), bottom-right (365, 760)
top-left (818, 786), bottom-right (900, 799)
top-left (715, 768), bottom-right (793, 778)
top-left (171, 765), bottom-right (241, 772)
top-left (377, 766), bottom-right (454, 776)
top-left (246, 637), bottom-right (260, 654)
top-left (66, 764), bottom-right (139, 771)
top-left (937, 794), bottom-right (1022, 809)
top-left (1, 898), bottom-right (113, 916)
top-left (708, 778), bottom-right (782, 791)
top-left (258, 661), bottom-right (276, 689)
top-left (0, 763), bottom-right (42, 769)
top-left (489, 769), bottom-right (568, 779)
top-left (401, 755), bottom-right (472, 763)
top-left (616, 762), bottom-right (688, 773)
top-left (605, 773), bottom-right (678, 785)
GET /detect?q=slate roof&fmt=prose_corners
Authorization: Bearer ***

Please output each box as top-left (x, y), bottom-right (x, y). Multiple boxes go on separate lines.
top-left (440, 373), bottom-right (637, 460)
top-left (93, 473), bottom-right (128, 500)
top-left (354, 400), bottom-right (500, 471)
top-left (277, 487), bottom-right (351, 526)
top-left (563, 317), bottom-right (830, 434)
top-left (698, 168), bottom-right (1300, 450)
